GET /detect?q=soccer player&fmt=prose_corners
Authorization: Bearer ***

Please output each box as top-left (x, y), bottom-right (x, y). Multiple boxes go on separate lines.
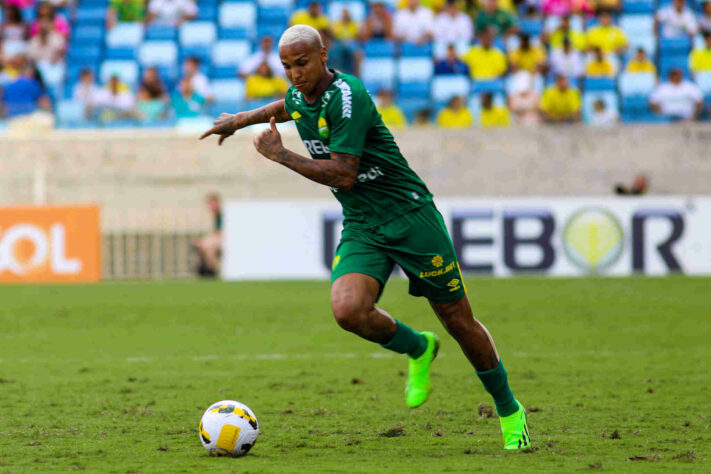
top-left (200, 25), bottom-right (530, 450)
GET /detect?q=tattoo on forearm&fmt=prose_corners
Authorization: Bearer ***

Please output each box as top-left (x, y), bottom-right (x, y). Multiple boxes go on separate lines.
top-left (275, 150), bottom-right (359, 189)
top-left (246, 100), bottom-right (290, 126)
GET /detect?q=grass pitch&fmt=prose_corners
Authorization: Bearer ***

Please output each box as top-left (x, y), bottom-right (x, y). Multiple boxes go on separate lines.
top-left (0, 277), bottom-right (709, 472)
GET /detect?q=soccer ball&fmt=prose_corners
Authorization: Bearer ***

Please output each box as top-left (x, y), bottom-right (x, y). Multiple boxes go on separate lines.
top-left (199, 400), bottom-right (260, 457)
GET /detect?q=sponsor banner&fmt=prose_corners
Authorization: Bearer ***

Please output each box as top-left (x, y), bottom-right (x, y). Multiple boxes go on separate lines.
top-left (0, 206), bottom-right (101, 283)
top-left (223, 197), bottom-right (711, 280)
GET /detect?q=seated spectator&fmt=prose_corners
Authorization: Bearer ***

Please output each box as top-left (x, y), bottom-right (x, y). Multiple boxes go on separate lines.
top-left (140, 66), bottom-right (167, 101)
top-left (290, 1), bottom-right (330, 30)
top-left (0, 64), bottom-right (51, 118)
top-left (462, 28), bottom-right (508, 80)
top-left (542, 15), bottom-right (586, 51)
top-left (433, 0), bottom-right (473, 44)
top-left (333, 8), bottom-right (359, 42)
top-left (585, 47), bottom-right (615, 77)
top-left (435, 44), bottom-right (470, 75)
top-left (2, 5), bottom-right (29, 52)
top-left (171, 77), bottom-right (204, 118)
top-left (589, 98), bottom-right (618, 126)
top-left (414, 107), bottom-right (432, 125)
top-left (239, 36), bottom-right (284, 78)
top-left (245, 62), bottom-right (289, 99)
top-left (72, 68), bottom-right (103, 117)
top-left (191, 193), bottom-right (222, 277)
top-left (593, 0), bottom-right (621, 13)
top-left (507, 70), bottom-right (541, 125)
top-left (650, 68), bottom-right (703, 120)
top-left (700, 1), bottom-right (711, 35)
top-left (508, 34), bottom-right (546, 73)
top-left (625, 47), bottom-right (657, 74)
top-left (321, 29), bottom-right (359, 76)
top-left (541, 0), bottom-right (594, 17)
top-left (30, 2), bottom-right (70, 37)
top-left (475, 0), bottom-right (517, 38)
top-left (586, 10), bottom-right (627, 55)
top-left (27, 18), bottom-right (66, 88)
top-left (94, 75), bottom-right (135, 123)
top-left (182, 57), bottom-right (213, 102)
top-left (146, 0), bottom-right (197, 27)
top-left (359, 1), bottom-right (394, 41)
top-left (135, 84), bottom-right (168, 124)
top-left (656, 0), bottom-right (698, 38)
top-left (690, 33), bottom-right (711, 73)
top-left (107, 0), bottom-right (146, 30)
top-left (375, 89), bottom-right (407, 128)
top-left (480, 92), bottom-right (510, 127)
top-left (393, 0), bottom-right (434, 45)
top-left (549, 38), bottom-right (585, 77)
top-left (437, 95), bottom-right (473, 127)
top-left (539, 74), bottom-right (581, 123)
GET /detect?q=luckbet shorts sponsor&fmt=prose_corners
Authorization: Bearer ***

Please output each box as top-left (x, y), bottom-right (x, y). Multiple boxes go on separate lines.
top-left (331, 203), bottom-right (467, 303)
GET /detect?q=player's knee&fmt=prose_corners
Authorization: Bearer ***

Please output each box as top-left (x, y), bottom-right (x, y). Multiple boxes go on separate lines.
top-left (331, 298), bottom-right (368, 333)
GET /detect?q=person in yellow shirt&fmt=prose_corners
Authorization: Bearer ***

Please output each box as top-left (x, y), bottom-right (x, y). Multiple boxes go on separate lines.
top-left (625, 47), bottom-right (657, 74)
top-left (245, 62), bottom-right (289, 99)
top-left (479, 92), bottom-right (510, 127)
top-left (333, 8), bottom-right (359, 41)
top-left (543, 15), bottom-right (586, 51)
top-left (586, 10), bottom-right (628, 54)
top-left (376, 89), bottom-right (408, 128)
top-left (539, 74), bottom-right (582, 122)
top-left (462, 28), bottom-right (508, 80)
top-left (690, 33), bottom-right (711, 73)
top-left (508, 34), bottom-right (546, 73)
top-left (585, 47), bottom-right (616, 77)
top-left (437, 95), bottom-right (473, 127)
top-left (290, 1), bottom-right (330, 30)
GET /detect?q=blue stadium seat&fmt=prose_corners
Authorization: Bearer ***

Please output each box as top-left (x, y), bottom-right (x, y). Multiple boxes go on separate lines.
top-left (211, 79), bottom-right (246, 101)
top-left (400, 42), bottom-right (432, 57)
top-left (76, 7), bottom-right (107, 24)
top-left (196, 6), bottom-right (218, 21)
top-left (582, 91), bottom-right (619, 123)
top-left (432, 75), bottom-right (470, 103)
top-left (584, 77), bottom-right (617, 91)
top-left (212, 40), bottom-right (252, 67)
top-left (104, 47), bottom-right (137, 60)
top-left (100, 60), bottom-right (139, 85)
top-left (659, 55), bottom-right (691, 78)
top-left (209, 100), bottom-right (244, 116)
top-left (145, 25), bottom-right (177, 41)
top-left (74, 25), bottom-right (104, 43)
top-left (398, 58), bottom-right (433, 82)
top-left (180, 22), bottom-right (217, 46)
top-left (67, 45), bottom-right (102, 63)
top-left (364, 40), bottom-right (396, 58)
top-left (56, 101), bottom-right (94, 129)
top-left (196, 0), bottom-right (218, 6)
top-left (219, 2), bottom-right (257, 35)
top-left (618, 72), bottom-right (656, 96)
top-left (219, 27), bottom-right (250, 39)
top-left (519, 19), bottom-right (543, 37)
top-left (659, 36), bottom-right (691, 55)
top-left (258, 23), bottom-right (287, 40)
top-left (472, 79), bottom-right (505, 94)
top-left (361, 58), bottom-right (396, 90)
top-left (398, 97), bottom-right (430, 123)
top-left (619, 14), bottom-right (654, 36)
top-left (181, 46), bottom-right (212, 63)
top-left (625, 35), bottom-right (657, 58)
top-left (257, 0), bottom-right (295, 7)
top-left (398, 82), bottom-right (430, 98)
top-left (328, 1), bottom-right (367, 23)
top-left (623, 0), bottom-right (655, 14)
top-left (259, 7), bottom-right (290, 24)
top-left (139, 41), bottom-right (178, 67)
top-left (106, 22), bottom-right (144, 48)
top-left (695, 72), bottom-right (711, 96)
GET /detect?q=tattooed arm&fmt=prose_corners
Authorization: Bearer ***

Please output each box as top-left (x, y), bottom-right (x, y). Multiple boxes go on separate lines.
top-left (200, 100), bottom-right (291, 145)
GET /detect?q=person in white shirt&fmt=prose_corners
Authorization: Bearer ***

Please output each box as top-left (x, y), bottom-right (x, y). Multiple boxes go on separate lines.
top-left (72, 68), bottom-right (103, 118)
top-left (393, 0), bottom-right (434, 45)
top-left (94, 75), bottom-right (136, 122)
top-left (239, 35), bottom-right (285, 78)
top-left (182, 56), bottom-right (213, 101)
top-left (650, 68), bottom-right (703, 120)
top-left (433, 0), bottom-right (473, 44)
top-left (548, 38), bottom-right (585, 78)
top-left (589, 99), bottom-right (618, 127)
top-left (655, 0), bottom-right (698, 38)
top-left (146, 0), bottom-right (197, 27)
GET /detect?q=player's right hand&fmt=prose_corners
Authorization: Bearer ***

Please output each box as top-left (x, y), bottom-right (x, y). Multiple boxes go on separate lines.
top-left (199, 112), bottom-right (244, 145)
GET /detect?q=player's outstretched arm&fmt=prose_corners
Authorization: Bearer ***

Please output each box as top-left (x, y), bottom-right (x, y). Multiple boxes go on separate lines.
top-left (199, 100), bottom-right (291, 146)
top-left (254, 117), bottom-right (359, 190)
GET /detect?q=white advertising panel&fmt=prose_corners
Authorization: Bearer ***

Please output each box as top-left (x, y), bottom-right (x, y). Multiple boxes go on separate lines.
top-left (223, 197), bottom-right (711, 280)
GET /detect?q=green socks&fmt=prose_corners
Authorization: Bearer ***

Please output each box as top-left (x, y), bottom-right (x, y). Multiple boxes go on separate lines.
top-left (380, 321), bottom-right (427, 359)
top-left (476, 360), bottom-right (519, 417)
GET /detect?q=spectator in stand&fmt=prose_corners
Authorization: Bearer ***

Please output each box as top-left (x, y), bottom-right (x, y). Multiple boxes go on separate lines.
top-left (140, 66), bottom-right (167, 101)
top-left (690, 33), bottom-right (711, 73)
top-left (72, 68), bottom-right (103, 118)
top-left (106, 0), bottom-right (146, 30)
top-left (625, 47), bottom-right (657, 74)
top-left (192, 193), bottom-right (222, 277)
top-left (462, 28), bottom-right (508, 80)
top-left (585, 47), bottom-right (615, 77)
top-left (171, 77), bottom-right (204, 118)
top-left (2, 5), bottom-right (29, 48)
top-left (480, 92), bottom-right (510, 127)
top-left (360, 1), bottom-right (393, 41)
top-left (541, 0), bottom-right (594, 17)
top-left (586, 10), bottom-right (627, 55)
top-left (508, 34), bottom-right (546, 73)
top-left (146, 0), bottom-right (197, 27)
top-left (135, 84), bottom-right (168, 124)
top-left (321, 29), bottom-right (359, 76)
top-left (393, 0), bottom-right (434, 45)
top-left (30, 2), bottom-right (70, 37)
top-left (414, 108), bottom-right (432, 125)
top-left (650, 68), bottom-right (703, 120)
top-left (593, 0), bottom-right (621, 13)
top-left (239, 36), bottom-right (284, 78)
top-left (699, 1), bottom-right (711, 35)
top-left (376, 89), bottom-right (407, 128)
top-left (94, 74), bottom-right (135, 123)
top-left (542, 15), bottom-right (586, 51)
top-left (245, 62), bottom-right (289, 99)
top-left (549, 38), bottom-right (585, 77)
top-left (290, 1), bottom-right (331, 30)
top-left (437, 95), bottom-right (473, 127)
top-left (333, 8), bottom-right (359, 42)
top-left (182, 57), bottom-right (213, 102)
top-left (475, 0), bottom-right (517, 38)
top-left (27, 18), bottom-right (66, 88)
top-left (589, 98), bottom-right (618, 126)
top-left (0, 63), bottom-right (51, 118)
top-left (508, 70), bottom-right (541, 125)
top-left (433, 0), bottom-right (473, 44)
top-left (539, 74), bottom-right (581, 123)
top-left (435, 44), bottom-right (470, 74)
top-left (656, 0), bottom-right (698, 38)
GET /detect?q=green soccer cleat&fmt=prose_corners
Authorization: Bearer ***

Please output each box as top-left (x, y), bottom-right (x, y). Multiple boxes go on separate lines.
top-left (499, 400), bottom-right (531, 450)
top-left (405, 332), bottom-right (439, 408)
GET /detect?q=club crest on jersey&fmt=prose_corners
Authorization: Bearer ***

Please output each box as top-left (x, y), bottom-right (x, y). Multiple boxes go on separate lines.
top-left (318, 117), bottom-right (330, 139)
top-left (291, 111), bottom-right (302, 122)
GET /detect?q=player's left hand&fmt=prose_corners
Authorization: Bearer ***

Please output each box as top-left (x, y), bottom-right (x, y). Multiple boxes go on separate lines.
top-left (253, 117), bottom-right (284, 161)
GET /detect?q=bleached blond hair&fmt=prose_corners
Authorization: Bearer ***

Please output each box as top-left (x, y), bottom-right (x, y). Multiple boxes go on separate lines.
top-left (278, 24), bottom-right (324, 49)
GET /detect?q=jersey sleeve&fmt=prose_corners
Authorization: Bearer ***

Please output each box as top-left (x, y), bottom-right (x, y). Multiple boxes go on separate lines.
top-left (283, 87), bottom-right (296, 115)
top-left (325, 81), bottom-right (372, 157)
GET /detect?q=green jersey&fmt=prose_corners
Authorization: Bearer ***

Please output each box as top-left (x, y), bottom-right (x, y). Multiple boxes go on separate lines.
top-left (283, 71), bottom-right (432, 229)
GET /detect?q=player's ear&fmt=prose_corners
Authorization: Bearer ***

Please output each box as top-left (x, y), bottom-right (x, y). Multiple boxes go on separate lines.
top-left (321, 46), bottom-right (328, 64)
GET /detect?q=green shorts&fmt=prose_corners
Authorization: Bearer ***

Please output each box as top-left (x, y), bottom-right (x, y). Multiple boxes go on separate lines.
top-left (331, 203), bottom-right (467, 303)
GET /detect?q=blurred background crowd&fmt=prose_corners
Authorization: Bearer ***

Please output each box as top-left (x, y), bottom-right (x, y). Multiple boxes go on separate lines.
top-left (2, 0), bottom-right (711, 129)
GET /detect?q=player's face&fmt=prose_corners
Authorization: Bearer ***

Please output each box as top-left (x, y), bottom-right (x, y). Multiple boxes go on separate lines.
top-left (279, 41), bottom-right (328, 97)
